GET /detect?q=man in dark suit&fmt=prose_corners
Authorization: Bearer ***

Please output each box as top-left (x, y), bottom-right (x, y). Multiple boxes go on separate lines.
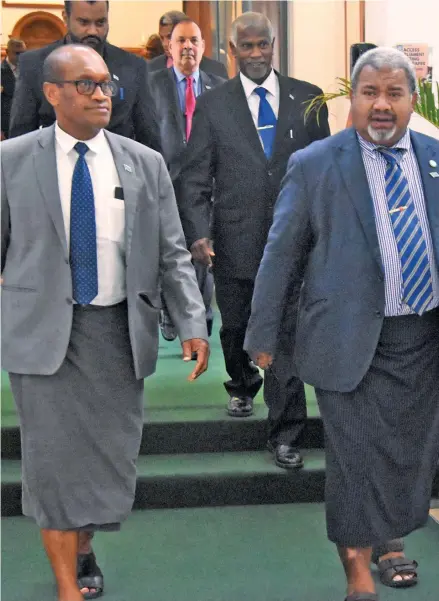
top-left (150, 18), bottom-right (226, 343)
top-left (1, 38), bottom-right (26, 139)
top-left (9, 0), bottom-right (161, 152)
top-left (245, 47), bottom-right (438, 600)
top-left (176, 12), bottom-right (329, 469)
top-left (148, 9), bottom-right (228, 80)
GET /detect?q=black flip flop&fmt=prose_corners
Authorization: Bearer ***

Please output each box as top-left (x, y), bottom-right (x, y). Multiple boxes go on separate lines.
top-left (77, 552), bottom-right (104, 599)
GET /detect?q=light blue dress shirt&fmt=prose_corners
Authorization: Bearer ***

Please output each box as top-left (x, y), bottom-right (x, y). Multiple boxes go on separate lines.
top-left (172, 66), bottom-right (202, 114)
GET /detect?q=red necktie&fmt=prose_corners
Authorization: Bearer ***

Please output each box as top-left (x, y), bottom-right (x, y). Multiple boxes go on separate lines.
top-left (185, 76), bottom-right (196, 140)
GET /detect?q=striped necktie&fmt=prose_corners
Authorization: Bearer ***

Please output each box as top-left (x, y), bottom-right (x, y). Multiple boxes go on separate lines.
top-left (378, 147), bottom-right (433, 315)
top-left (70, 142), bottom-right (98, 305)
top-left (254, 87), bottom-right (277, 159)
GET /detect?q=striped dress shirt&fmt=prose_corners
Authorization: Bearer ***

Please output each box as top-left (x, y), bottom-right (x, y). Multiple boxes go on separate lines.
top-left (358, 129), bottom-right (439, 316)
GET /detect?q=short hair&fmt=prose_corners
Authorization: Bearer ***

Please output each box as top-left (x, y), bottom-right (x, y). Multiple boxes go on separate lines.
top-left (64, 1), bottom-right (109, 17)
top-left (159, 10), bottom-right (187, 28)
top-left (351, 47), bottom-right (417, 94)
top-left (230, 12), bottom-right (274, 46)
top-left (171, 18), bottom-right (202, 38)
top-left (7, 38), bottom-right (25, 51)
top-left (42, 44), bottom-right (89, 82)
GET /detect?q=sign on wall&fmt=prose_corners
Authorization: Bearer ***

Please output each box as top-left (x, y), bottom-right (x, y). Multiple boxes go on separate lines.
top-left (396, 43), bottom-right (432, 82)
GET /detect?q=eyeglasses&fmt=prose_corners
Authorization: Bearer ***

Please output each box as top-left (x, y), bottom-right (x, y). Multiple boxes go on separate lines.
top-left (50, 79), bottom-right (118, 97)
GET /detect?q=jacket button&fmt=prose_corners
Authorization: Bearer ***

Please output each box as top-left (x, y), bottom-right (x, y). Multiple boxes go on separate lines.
top-left (378, 274), bottom-right (384, 282)
top-left (65, 258), bottom-right (69, 265)
top-left (375, 310), bottom-right (382, 317)
top-left (66, 298), bottom-right (73, 305)
top-left (268, 170), bottom-right (273, 176)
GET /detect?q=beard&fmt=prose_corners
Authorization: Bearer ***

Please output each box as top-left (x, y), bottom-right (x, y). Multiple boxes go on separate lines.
top-left (367, 124), bottom-right (397, 143)
top-left (68, 32), bottom-right (106, 54)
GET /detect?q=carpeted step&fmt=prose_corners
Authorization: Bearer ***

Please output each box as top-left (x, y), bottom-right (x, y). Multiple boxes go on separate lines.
top-left (1, 450), bottom-right (326, 516)
top-left (1, 408), bottom-right (324, 459)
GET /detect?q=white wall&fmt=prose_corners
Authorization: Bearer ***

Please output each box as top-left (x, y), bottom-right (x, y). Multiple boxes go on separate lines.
top-left (365, 0), bottom-right (439, 138)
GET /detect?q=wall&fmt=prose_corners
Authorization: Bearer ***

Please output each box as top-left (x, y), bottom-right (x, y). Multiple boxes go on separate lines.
top-left (288, 0), bottom-right (354, 133)
top-left (365, 0), bottom-right (439, 138)
top-left (1, 0), bottom-right (183, 48)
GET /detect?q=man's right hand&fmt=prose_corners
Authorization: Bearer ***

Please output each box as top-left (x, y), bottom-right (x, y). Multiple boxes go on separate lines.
top-left (190, 238), bottom-right (215, 266)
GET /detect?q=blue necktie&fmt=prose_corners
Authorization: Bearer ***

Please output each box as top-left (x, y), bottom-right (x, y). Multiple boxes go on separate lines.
top-left (70, 142), bottom-right (98, 305)
top-left (378, 147), bottom-right (433, 315)
top-left (254, 87), bottom-right (277, 159)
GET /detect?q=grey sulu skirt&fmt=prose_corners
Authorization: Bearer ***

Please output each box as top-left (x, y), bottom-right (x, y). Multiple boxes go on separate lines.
top-left (9, 301), bottom-right (144, 531)
top-left (316, 307), bottom-right (439, 548)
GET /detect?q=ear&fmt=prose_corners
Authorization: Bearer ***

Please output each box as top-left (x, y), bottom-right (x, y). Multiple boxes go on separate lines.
top-left (62, 9), bottom-right (68, 28)
top-left (43, 82), bottom-right (60, 108)
top-left (200, 39), bottom-right (206, 56)
top-left (271, 37), bottom-right (276, 49)
top-left (411, 91), bottom-right (418, 111)
top-left (229, 41), bottom-right (237, 58)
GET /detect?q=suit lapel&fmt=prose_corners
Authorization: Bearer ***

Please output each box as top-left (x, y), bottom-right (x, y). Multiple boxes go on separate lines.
top-left (34, 126), bottom-right (68, 257)
top-left (200, 70), bottom-right (213, 93)
top-left (165, 68), bottom-right (186, 140)
top-left (105, 133), bottom-right (139, 260)
top-left (411, 132), bottom-right (439, 264)
top-left (335, 128), bottom-right (384, 273)
top-left (227, 76), bottom-right (267, 164)
top-left (270, 74), bottom-right (296, 163)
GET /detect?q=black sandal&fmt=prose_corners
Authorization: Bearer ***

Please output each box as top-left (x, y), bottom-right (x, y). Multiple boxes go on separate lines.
top-left (372, 539), bottom-right (418, 588)
top-left (77, 552), bottom-right (104, 599)
top-left (345, 594), bottom-right (378, 601)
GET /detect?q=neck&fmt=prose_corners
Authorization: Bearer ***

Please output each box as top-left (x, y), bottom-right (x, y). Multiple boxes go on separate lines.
top-left (57, 120), bottom-right (100, 141)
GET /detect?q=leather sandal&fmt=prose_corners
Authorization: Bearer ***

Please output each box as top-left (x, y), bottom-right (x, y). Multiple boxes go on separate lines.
top-left (372, 539), bottom-right (418, 588)
top-left (77, 551), bottom-right (104, 599)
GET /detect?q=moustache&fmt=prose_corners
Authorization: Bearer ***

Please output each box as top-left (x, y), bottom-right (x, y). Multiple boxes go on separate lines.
top-left (82, 36), bottom-right (102, 45)
top-left (369, 112), bottom-right (396, 121)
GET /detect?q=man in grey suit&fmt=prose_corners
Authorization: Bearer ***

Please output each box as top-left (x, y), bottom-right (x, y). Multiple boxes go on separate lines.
top-left (245, 47), bottom-right (439, 600)
top-left (1, 44), bottom-right (209, 601)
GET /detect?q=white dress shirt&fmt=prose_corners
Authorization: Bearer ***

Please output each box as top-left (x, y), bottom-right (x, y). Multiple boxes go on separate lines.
top-left (240, 69), bottom-right (280, 148)
top-left (55, 123), bottom-right (126, 306)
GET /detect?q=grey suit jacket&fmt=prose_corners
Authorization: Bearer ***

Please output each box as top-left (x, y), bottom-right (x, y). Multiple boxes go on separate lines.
top-left (244, 127), bottom-right (439, 392)
top-left (1, 125), bottom-right (207, 378)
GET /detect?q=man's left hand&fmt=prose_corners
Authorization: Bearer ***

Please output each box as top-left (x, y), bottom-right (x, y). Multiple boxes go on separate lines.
top-left (182, 338), bottom-right (210, 381)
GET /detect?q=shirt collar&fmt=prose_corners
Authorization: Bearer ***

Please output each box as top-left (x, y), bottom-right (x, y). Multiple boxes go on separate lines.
top-left (357, 128), bottom-right (412, 160)
top-left (6, 58), bottom-right (17, 73)
top-left (173, 65), bottom-right (200, 86)
top-left (240, 69), bottom-right (277, 100)
top-left (55, 122), bottom-right (107, 156)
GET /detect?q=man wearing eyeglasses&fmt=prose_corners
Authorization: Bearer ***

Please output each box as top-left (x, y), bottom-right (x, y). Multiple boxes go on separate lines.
top-left (1, 44), bottom-right (209, 601)
top-left (9, 0), bottom-right (161, 153)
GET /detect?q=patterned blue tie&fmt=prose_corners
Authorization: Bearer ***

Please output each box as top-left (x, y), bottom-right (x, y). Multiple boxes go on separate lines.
top-left (378, 147), bottom-right (433, 315)
top-left (70, 142), bottom-right (98, 304)
top-left (254, 87), bottom-right (277, 159)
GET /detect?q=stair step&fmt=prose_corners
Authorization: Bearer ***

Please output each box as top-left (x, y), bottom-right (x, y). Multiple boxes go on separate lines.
top-left (1, 450), bottom-right (326, 516)
top-left (1, 411), bottom-right (324, 459)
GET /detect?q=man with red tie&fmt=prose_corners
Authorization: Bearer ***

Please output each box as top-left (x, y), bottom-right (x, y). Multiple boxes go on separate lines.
top-left (149, 18), bottom-right (226, 341)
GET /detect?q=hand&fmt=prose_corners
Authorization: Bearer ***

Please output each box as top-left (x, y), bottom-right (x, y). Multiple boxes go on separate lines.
top-left (254, 352), bottom-right (273, 370)
top-left (190, 238), bottom-right (215, 267)
top-left (181, 338), bottom-right (210, 381)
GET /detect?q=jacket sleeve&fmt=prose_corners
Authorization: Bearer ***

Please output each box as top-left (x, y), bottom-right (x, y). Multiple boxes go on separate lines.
top-left (173, 97), bottom-right (215, 248)
top-left (9, 53), bottom-right (40, 138)
top-left (306, 86), bottom-right (331, 142)
top-left (132, 59), bottom-right (163, 154)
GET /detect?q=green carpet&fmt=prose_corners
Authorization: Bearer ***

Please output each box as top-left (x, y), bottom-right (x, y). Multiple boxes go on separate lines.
top-left (1, 312), bottom-right (319, 427)
top-left (2, 504), bottom-right (438, 601)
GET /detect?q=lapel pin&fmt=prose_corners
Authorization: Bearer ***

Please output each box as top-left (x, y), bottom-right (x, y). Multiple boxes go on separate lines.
top-left (289, 94), bottom-right (295, 101)
top-left (429, 159), bottom-right (437, 168)
top-left (429, 171), bottom-right (439, 178)
top-left (123, 164), bottom-right (133, 173)
top-left (113, 74), bottom-right (119, 81)
top-left (205, 85), bottom-right (211, 90)
top-left (289, 129), bottom-right (294, 139)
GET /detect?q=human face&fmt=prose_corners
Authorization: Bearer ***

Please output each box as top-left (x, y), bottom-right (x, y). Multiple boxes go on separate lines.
top-left (7, 43), bottom-right (26, 66)
top-left (229, 26), bottom-right (274, 84)
top-left (350, 65), bottom-right (417, 146)
top-left (44, 48), bottom-right (112, 140)
top-left (64, 0), bottom-right (109, 54)
top-left (169, 22), bottom-right (205, 75)
top-left (159, 24), bottom-right (173, 57)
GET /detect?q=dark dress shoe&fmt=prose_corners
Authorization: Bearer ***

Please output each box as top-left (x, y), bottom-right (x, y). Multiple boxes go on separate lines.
top-left (267, 442), bottom-right (304, 469)
top-left (207, 319), bottom-right (213, 337)
top-left (227, 395), bottom-right (253, 417)
top-left (159, 309), bottom-right (177, 341)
